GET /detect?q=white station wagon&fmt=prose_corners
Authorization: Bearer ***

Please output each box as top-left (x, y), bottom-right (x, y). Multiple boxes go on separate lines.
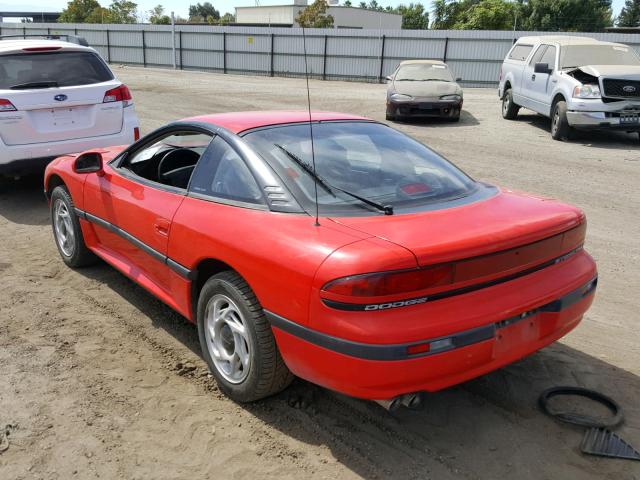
top-left (0, 35), bottom-right (140, 177)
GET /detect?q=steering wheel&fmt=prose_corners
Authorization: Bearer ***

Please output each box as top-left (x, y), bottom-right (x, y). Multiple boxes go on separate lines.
top-left (157, 148), bottom-right (200, 184)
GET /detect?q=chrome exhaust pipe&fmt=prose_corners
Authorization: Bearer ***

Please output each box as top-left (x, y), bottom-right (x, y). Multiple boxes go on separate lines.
top-left (373, 397), bottom-right (402, 412)
top-left (400, 392), bottom-right (423, 410)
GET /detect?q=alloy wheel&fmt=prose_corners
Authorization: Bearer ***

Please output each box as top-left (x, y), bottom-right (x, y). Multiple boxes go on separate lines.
top-left (53, 199), bottom-right (75, 257)
top-left (204, 294), bottom-right (252, 384)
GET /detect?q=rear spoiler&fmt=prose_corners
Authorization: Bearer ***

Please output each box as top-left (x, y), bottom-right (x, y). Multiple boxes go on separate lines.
top-left (0, 34), bottom-right (89, 47)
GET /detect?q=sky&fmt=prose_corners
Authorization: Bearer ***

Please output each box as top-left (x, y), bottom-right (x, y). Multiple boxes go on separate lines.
top-left (0, 0), bottom-right (629, 21)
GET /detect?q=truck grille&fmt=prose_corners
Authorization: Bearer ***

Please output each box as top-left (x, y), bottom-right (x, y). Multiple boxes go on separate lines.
top-left (602, 79), bottom-right (640, 99)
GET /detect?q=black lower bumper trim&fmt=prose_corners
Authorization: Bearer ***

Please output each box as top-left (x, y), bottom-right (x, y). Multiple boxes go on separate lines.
top-left (266, 277), bottom-right (597, 361)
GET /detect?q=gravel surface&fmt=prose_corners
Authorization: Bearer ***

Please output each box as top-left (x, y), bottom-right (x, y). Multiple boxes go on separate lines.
top-left (1, 66), bottom-right (639, 480)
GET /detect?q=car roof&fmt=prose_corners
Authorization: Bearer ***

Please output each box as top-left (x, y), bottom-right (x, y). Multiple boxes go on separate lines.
top-left (185, 111), bottom-right (372, 134)
top-left (399, 59), bottom-right (447, 66)
top-left (516, 35), bottom-right (626, 48)
top-left (0, 38), bottom-right (91, 54)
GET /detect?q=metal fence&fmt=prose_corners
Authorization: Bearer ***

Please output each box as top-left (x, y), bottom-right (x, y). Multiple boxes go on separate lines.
top-left (2, 22), bottom-right (640, 87)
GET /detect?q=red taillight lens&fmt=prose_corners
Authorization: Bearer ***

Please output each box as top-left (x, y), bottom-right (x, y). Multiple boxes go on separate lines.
top-left (103, 85), bottom-right (132, 104)
top-left (134, 127), bottom-right (140, 141)
top-left (322, 264), bottom-right (454, 298)
top-left (0, 99), bottom-right (17, 112)
top-left (22, 46), bottom-right (62, 52)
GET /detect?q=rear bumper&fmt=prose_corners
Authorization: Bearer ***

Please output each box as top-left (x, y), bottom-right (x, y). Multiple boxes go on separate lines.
top-left (269, 278), bottom-right (596, 399)
top-left (0, 113), bottom-right (138, 174)
top-left (567, 110), bottom-right (640, 131)
top-left (387, 99), bottom-right (462, 119)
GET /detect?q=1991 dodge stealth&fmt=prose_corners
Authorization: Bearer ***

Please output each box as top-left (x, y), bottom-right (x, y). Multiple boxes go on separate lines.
top-left (45, 111), bottom-right (597, 407)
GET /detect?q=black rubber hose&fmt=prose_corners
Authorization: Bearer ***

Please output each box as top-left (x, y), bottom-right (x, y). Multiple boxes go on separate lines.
top-left (539, 386), bottom-right (623, 429)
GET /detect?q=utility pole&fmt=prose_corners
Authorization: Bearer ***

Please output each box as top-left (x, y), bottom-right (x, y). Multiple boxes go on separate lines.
top-left (171, 12), bottom-right (177, 69)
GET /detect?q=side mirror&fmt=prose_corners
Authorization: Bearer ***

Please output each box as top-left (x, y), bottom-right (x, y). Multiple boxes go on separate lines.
top-left (534, 62), bottom-right (552, 75)
top-left (74, 152), bottom-right (104, 176)
top-left (456, 77), bottom-right (462, 82)
top-left (385, 75), bottom-right (393, 83)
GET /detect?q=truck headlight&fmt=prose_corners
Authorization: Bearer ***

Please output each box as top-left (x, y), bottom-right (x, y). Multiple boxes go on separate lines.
top-left (440, 94), bottom-right (462, 101)
top-left (573, 84), bottom-right (601, 99)
top-left (390, 93), bottom-right (413, 101)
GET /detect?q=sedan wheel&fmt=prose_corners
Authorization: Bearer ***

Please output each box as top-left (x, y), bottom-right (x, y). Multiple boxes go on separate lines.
top-left (53, 199), bottom-right (75, 258)
top-left (205, 294), bottom-right (252, 384)
top-left (197, 271), bottom-right (293, 402)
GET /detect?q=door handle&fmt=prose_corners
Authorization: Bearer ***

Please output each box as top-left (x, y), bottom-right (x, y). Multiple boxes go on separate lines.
top-left (531, 74), bottom-right (536, 81)
top-left (154, 218), bottom-right (170, 237)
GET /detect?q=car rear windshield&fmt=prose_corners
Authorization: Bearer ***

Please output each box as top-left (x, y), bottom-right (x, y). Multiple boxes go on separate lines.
top-left (0, 51), bottom-right (113, 89)
top-left (395, 64), bottom-right (453, 82)
top-left (560, 45), bottom-right (640, 69)
top-left (243, 121), bottom-right (477, 216)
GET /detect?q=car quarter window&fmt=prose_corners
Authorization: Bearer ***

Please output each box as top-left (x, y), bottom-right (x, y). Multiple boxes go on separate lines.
top-left (188, 136), bottom-right (264, 205)
top-left (540, 45), bottom-right (557, 68)
top-left (508, 44), bottom-right (534, 61)
top-left (529, 45), bottom-right (547, 66)
top-left (119, 130), bottom-right (213, 190)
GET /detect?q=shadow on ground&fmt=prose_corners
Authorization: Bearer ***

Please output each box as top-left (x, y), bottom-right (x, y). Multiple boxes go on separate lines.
top-left (389, 109), bottom-right (480, 127)
top-left (0, 174), bottom-right (49, 226)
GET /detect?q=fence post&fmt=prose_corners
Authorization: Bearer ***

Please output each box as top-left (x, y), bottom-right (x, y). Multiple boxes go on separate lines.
top-left (106, 29), bottom-right (111, 63)
top-left (378, 34), bottom-right (386, 83)
top-left (443, 37), bottom-right (449, 62)
top-left (179, 30), bottom-right (183, 70)
top-left (270, 33), bottom-right (274, 77)
top-left (141, 30), bottom-right (146, 67)
top-left (322, 35), bottom-right (328, 81)
top-left (223, 31), bottom-right (227, 74)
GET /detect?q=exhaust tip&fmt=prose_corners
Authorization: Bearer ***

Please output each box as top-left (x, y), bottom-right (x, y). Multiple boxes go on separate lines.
top-left (401, 393), bottom-right (424, 410)
top-left (373, 397), bottom-right (402, 412)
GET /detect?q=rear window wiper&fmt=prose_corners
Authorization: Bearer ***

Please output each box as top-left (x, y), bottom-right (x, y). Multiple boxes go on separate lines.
top-left (9, 81), bottom-right (59, 90)
top-left (274, 143), bottom-right (394, 215)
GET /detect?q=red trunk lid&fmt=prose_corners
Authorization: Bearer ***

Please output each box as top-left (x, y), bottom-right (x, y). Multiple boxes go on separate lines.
top-left (330, 188), bottom-right (584, 267)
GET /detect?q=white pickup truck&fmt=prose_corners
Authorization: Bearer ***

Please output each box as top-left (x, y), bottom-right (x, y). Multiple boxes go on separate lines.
top-left (498, 35), bottom-right (640, 142)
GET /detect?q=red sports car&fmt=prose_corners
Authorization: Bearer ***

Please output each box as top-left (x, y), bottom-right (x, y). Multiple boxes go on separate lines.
top-left (45, 111), bottom-right (597, 409)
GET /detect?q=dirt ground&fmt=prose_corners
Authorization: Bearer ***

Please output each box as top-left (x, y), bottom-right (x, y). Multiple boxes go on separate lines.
top-left (1, 66), bottom-right (639, 480)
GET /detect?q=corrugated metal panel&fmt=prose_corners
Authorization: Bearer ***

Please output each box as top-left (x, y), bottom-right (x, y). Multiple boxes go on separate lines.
top-left (3, 22), bottom-right (640, 85)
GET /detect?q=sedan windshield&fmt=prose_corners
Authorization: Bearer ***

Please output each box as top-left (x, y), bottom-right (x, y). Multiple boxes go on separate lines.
top-left (243, 121), bottom-right (477, 216)
top-left (395, 64), bottom-right (453, 82)
top-left (560, 45), bottom-right (640, 69)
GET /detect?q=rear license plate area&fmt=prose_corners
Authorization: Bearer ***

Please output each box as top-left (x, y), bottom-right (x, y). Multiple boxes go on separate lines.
top-left (50, 107), bottom-right (76, 127)
top-left (493, 315), bottom-right (540, 358)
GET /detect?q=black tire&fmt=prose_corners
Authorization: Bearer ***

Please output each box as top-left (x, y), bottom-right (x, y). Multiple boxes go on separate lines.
top-left (197, 271), bottom-right (293, 402)
top-left (385, 112), bottom-right (396, 121)
top-left (501, 88), bottom-right (520, 120)
top-left (551, 100), bottom-right (573, 141)
top-left (50, 185), bottom-right (97, 268)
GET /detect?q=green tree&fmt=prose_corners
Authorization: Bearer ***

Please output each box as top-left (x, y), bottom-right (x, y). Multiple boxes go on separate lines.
top-left (296, 0), bottom-right (335, 27)
top-left (359, 1), bottom-right (367, 8)
top-left (189, 2), bottom-right (220, 21)
top-left (453, 0), bottom-right (515, 30)
top-left (85, 6), bottom-right (111, 22)
top-left (59, 0), bottom-right (102, 23)
top-left (397, 3), bottom-right (430, 29)
top-left (368, 0), bottom-right (383, 10)
top-left (149, 4), bottom-right (171, 24)
top-left (218, 12), bottom-right (235, 24)
top-left (431, 0), bottom-right (465, 29)
top-left (343, 0), bottom-right (352, 5)
top-left (519, 0), bottom-right (612, 32)
top-left (617, 0), bottom-right (640, 26)
top-left (108, 0), bottom-right (138, 23)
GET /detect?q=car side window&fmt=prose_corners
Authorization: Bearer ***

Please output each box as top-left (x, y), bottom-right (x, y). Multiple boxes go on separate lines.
top-left (529, 45), bottom-right (548, 66)
top-left (119, 130), bottom-right (213, 190)
top-left (509, 44), bottom-right (534, 61)
top-left (189, 137), bottom-right (264, 205)
top-left (540, 45), bottom-right (557, 69)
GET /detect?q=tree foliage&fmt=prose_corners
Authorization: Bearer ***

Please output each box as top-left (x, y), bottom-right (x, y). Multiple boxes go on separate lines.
top-left (189, 2), bottom-right (220, 22)
top-left (616, 0), bottom-right (640, 26)
top-left (430, 0), bottom-right (613, 32)
top-left (59, 0), bottom-right (138, 23)
top-left (148, 4), bottom-right (170, 24)
top-left (397, 3), bottom-right (430, 29)
top-left (296, 0), bottom-right (335, 28)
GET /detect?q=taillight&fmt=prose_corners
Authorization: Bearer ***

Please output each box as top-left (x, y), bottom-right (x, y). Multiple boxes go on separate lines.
top-left (134, 127), bottom-right (140, 141)
top-left (22, 46), bottom-right (62, 52)
top-left (322, 264), bottom-right (454, 298)
top-left (103, 85), bottom-right (132, 106)
top-left (0, 99), bottom-right (17, 112)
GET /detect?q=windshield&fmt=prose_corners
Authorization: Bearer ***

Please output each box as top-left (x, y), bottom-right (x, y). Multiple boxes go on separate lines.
top-left (560, 44), bottom-right (640, 69)
top-left (243, 121), bottom-right (477, 216)
top-left (0, 51), bottom-right (113, 89)
top-left (395, 64), bottom-right (453, 82)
